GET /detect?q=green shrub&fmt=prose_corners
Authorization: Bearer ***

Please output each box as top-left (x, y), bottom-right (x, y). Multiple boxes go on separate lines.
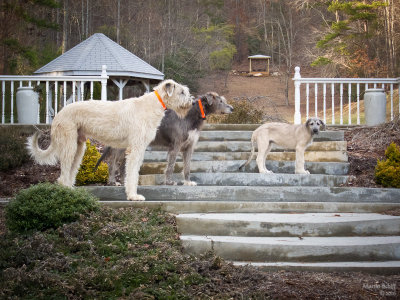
top-left (0, 128), bottom-right (29, 171)
top-left (75, 140), bottom-right (109, 186)
top-left (208, 99), bottom-right (263, 124)
top-left (375, 142), bottom-right (400, 188)
top-left (5, 182), bottom-right (99, 233)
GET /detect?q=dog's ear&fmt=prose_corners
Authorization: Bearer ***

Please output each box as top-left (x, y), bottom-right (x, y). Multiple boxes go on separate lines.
top-left (305, 118), bottom-right (311, 128)
top-left (318, 119), bottom-right (326, 131)
top-left (164, 82), bottom-right (175, 97)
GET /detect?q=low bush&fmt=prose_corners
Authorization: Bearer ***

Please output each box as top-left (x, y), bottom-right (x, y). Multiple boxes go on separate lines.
top-left (0, 128), bottom-right (28, 171)
top-left (5, 182), bottom-right (99, 233)
top-left (75, 140), bottom-right (109, 186)
top-left (375, 142), bottom-right (400, 188)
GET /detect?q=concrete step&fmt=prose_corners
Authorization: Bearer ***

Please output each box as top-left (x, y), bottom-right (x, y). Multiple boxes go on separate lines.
top-left (140, 160), bottom-right (349, 175)
top-left (148, 141), bottom-right (347, 153)
top-left (180, 235), bottom-right (400, 262)
top-left (139, 172), bottom-right (349, 187)
top-left (144, 151), bottom-right (348, 163)
top-left (99, 200), bottom-right (400, 214)
top-left (176, 213), bottom-right (400, 237)
top-left (198, 130), bottom-right (344, 142)
top-left (85, 185), bottom-right (400, 203)
top-left (233, 261), bottom-right (400, 275)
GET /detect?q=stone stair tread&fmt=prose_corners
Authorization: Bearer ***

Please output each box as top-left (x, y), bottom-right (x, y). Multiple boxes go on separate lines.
top-left (147, 141), bottom-right (347, 152)
top-left (86, 185), bottom-right (400, 203)
top-left (140, 160), bottom-right (350, 175)
top-left (144, 151), bottom-right (348, 163)
top-left (199, 130), bottom-right (344, 142)
top-left (180, 235), bottom-right (400, 246)
top-left (177, 212), bottom-right (400, 237)
top-left (98, 200), bottom-right (400, 214)
top-left (232, 261), bottom-right (400, 274)
top-left (139, 172), bottom-right (349, 187)
top-left (177, 212), bottom-right (400, 223)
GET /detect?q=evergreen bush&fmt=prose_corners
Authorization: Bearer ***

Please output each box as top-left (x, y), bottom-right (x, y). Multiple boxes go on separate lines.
top-left (75, 140), bottom-right (109, 186)
top-left (0, 129), bottom-right (29, 171)
top-left (375, 142), bottom-right (400, 188)
top-left (5, 182), bottom-right (99, 233)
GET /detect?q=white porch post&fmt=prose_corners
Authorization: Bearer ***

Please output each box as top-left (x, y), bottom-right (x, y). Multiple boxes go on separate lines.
top-left (293, 66), bottom-right (302, 124)
top-left (101, 65), bottom-right (108, 101)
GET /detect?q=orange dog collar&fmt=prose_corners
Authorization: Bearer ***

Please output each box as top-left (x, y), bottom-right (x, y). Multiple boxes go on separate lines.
top-left (198, 99), bottom-right (206, 119)
top-left (154, 90), bottom-right (167, 110)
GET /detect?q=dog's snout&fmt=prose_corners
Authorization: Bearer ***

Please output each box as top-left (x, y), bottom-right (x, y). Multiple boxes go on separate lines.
top-left (313, 128), bottom-right (318, 133)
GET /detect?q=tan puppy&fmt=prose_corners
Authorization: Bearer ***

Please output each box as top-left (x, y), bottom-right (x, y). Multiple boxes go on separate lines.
top-left (27, 79), bottom-right (193, 201)
top-left (239, 118), bottom-right (325, 174)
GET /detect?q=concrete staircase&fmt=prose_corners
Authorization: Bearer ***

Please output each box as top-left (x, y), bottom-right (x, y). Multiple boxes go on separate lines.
top-left (87, 124), bottom-right (400, 274)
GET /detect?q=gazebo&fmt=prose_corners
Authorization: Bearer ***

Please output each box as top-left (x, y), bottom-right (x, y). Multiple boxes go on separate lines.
top-left (34, 33), bottom-right (164, 100)
top-left (248, 54), bottom-right (271, 76)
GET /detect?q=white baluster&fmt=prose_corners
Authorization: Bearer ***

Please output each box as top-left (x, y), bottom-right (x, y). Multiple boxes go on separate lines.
top-left (90, 81), bottom-right (94, 100)
top-left (314, 83), bottom-right (318, 118)
top-left (1, 81), bottom-right (5, 124)
top-left (340, 83), bottom-right (343, 125)
top-left (55, 81), bottom-right (58, 115)
top-left (348, 83), bottom-right (351, 125)
top-left (72, 81), bottom-right (76, 103)
top-left (45, 81), bottom-right (49, 124)
top-left (357, 84), bottom-right (360, 125)
top-left (10, 81), bottom-right (14, 124)
top-left (306, 83), bottom-right (309, 120)
top-left (63, 81), bottom-right (67, 107)
top-left (390, 84), bottom-right (393, 121)
top-left (323, 83), bottom-right (326, 124)
top-left (331, 83), bottom-right (335, 125)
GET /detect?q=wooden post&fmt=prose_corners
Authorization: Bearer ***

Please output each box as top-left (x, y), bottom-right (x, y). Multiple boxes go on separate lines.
top-left (101, 65), bottom-right (108, 101)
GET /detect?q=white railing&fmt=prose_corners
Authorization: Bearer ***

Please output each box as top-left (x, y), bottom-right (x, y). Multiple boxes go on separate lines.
top-left (293, 66), bottom-right (400, 125)
top-left (1, 65), bottom-right (108, 124)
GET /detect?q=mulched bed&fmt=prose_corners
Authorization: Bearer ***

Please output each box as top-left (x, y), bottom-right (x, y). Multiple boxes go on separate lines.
top-left (344, 117), bottom-right (400, 188)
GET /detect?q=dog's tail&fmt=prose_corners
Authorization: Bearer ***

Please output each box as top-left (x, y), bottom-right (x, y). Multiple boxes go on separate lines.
top-left (93, 146), bottom-right (111, 172)
top-left (239, 133), bottom-right (257, 171)
top-left (26, 132), bottom-right (58, 165)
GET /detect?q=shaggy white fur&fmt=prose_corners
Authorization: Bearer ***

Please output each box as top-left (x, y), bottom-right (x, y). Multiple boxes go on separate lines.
top-left (27, 79), bottom-right (193, 201)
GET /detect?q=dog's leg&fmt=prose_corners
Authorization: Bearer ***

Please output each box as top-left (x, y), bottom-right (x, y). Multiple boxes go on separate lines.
top-left (124, 146), bottom-right (146, 201)
top-left (295, 145), bottom-right (310, 174)
top-left (69, 140), bottom-right (86, 185)
top-left (256, 137), bottom-right (273, 174)
top-left (165, 146), bottom-right (179, 185)
top-left (108, 149), bottom-right (119, 185)
top-left (56, 130), bottom-right (78, 187)
top-left (182, 146), bottom-right (196, 186)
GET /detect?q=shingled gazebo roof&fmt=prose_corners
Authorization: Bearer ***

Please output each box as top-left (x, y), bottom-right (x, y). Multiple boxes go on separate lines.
top-left (34, 33), bottom-right (164, 81)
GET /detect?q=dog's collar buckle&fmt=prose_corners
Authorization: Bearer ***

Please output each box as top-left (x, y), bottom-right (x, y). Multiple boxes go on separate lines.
top-left (154, 90), bottom-right (167, 110)
top-left (198, 99), bottom-right (206, 119)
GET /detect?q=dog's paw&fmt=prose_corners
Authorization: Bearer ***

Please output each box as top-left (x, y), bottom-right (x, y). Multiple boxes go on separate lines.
top-left (260, 170), bottom-right (273, 174)
top-left (165, 180), bottom-right (177, 186)
top-left (183, 180), bottom-right (197, 186)
top-left (296, 170), bottom-right (310, 175)
top-left (127, 194), bottom-right (145, 201)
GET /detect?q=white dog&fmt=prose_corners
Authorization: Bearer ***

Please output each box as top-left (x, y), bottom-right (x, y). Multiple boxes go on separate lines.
top-left (239, 118), bottom-right (325, 174)
top-left (27, 79), bottom-right (193, 201)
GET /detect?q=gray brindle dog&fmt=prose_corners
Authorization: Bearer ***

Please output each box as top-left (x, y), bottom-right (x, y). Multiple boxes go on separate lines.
top-left (96, 92), bottom-right (233, 185)
top-left (239, 118), bottom-right (325, 174)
